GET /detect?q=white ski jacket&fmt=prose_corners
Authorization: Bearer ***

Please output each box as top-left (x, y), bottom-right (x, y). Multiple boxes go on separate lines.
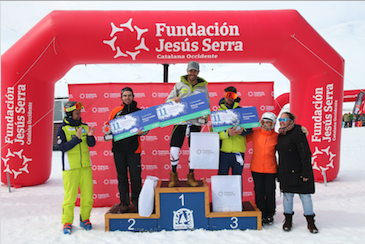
top-left (165, 75), bottom-right (210, 125)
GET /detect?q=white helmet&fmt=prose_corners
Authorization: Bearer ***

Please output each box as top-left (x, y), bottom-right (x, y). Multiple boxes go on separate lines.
top-left (261, 112), bottom-right (277, 123)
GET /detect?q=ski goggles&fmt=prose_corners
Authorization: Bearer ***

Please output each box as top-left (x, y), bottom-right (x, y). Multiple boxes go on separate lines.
top-left (224, 92), bottom-right (237, 100)
top-left (261, 119), bottom-right (274, 125)
top-left (64, 102), bottom-right (84, 112)
top-left (278, 118), bottom-right (293, 122)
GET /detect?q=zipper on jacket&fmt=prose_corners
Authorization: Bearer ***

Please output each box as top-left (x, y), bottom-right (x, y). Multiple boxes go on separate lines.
top-left (77, 126), bottom-right (83, 168)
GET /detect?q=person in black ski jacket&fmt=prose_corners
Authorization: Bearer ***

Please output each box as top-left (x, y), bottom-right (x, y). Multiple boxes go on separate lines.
top-left (276, 112), bottom-right (318, 234)
top-left (105, 87), bottom-right (147, 213)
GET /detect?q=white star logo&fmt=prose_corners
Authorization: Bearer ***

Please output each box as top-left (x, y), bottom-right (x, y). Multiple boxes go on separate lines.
top-left (311, 146), bottom-right (337, 174)
top-left (2, 148), bottom-right (32, 180)
top-left (103, 18), bottom-right (149, 60)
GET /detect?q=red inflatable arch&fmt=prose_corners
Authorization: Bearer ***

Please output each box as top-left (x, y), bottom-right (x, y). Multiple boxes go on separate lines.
top-left (343, 89), bottom-right (365, 102)
top-left (274, 93), bottom-right (291, 115)
top-left (1, 10), bottom-right (344, 186)
top-left (275, 89), bottom-right (365, 112)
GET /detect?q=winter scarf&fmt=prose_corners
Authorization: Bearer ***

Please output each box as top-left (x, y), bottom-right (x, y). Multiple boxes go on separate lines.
top-left (279, 121), bottom-right (295, 135)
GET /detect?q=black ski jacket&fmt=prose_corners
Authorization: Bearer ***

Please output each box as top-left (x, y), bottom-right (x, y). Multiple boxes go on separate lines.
top-left (276, 124), bottom-right (315, 194)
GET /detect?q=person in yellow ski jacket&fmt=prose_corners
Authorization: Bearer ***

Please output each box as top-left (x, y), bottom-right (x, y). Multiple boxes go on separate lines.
top-left (56, 101), bottom-right (96, 235)
top-left (217, 86), bottom-right (252, 175)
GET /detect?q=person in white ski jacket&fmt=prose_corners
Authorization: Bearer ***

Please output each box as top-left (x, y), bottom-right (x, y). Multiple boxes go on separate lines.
top-left (165, 61), bottom-right (210, 187)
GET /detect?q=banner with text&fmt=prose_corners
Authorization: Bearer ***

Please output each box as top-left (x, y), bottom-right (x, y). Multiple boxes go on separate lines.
top-left (211, 107), bottom-right (260, 132)
top-left (157, 92), bottom-right (211, 127)
top-left (110, 106), bottom-right (160, 141)
top-left (68, 82), bottom-right (274, 207)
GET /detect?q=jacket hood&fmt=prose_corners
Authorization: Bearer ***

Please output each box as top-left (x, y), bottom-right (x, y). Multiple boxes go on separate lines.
top-left (180, 75), bottom-right (208, 86)
top-left (63, 117), bottom-right (83, 127)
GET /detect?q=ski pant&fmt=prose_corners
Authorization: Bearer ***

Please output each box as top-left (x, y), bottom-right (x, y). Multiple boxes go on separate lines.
top-left (170, 124), bottom-right (202, 148)
top-left (113, 152), bottom-right (142, 207)
top-left (251, 171), bottom-right (276, 219)
top-left (170, 124), bottom-right (201, 166)
top-left (218, 151), bottom-right (244, 175)
top-left (62, 167), bottom-right (94, 225)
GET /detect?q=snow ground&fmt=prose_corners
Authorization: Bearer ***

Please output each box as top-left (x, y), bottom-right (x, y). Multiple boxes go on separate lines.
top-left (1, 127), bottom-right (364, 244)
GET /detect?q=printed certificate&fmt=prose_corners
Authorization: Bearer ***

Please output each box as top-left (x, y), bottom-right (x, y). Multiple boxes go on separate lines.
top-left (211, 106), bottom-right (260, 132)
top-left (109, 106), bottom-right (160, 141)
top-left (156, 92), bottom-right (211, 128)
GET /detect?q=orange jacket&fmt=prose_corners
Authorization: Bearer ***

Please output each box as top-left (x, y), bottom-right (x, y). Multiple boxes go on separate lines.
top-left (246, 128), bottom-right (278, 174)
top-left (106, 104), bottom-right (142, 154)
top-left (107, 105), bottom-right (125, 123)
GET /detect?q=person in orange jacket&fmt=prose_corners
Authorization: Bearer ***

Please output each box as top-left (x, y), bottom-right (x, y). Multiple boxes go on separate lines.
top-left (246, 112), bottom-right (278, 226)
top-left (104, 87), bottom-right (148, 213)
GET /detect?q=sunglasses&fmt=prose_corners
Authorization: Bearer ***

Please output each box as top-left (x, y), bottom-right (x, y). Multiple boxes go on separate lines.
top-left (225, 92), bottom-right (237, 100)
top-left (64, 102), bottom-right (84, 112)
top-left (278, 118), bottom-right (292, 122)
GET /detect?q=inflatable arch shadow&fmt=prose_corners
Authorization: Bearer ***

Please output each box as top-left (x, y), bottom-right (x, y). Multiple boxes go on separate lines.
top-left (1, 10), bottom-right (344, 186)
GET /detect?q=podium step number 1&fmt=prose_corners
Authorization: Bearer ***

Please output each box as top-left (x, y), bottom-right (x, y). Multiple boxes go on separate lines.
top-left (105, 179), bottom-right (262, 231)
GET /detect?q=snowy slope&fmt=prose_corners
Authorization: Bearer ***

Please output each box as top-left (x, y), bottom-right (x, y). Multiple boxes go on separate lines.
top-left (1, 127), bottom-right (364, 244)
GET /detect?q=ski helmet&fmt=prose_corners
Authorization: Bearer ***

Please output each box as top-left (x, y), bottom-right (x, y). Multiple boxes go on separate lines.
top-left (64, 101), bottom-right (84, 119)
top-left (261, 112), bottom-right (277, 123)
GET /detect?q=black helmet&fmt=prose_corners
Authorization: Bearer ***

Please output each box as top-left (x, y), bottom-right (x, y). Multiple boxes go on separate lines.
top-left (64, 101), bottom-right (84, 119)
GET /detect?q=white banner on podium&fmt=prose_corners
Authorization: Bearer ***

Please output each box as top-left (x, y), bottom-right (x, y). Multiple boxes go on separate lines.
top-left (211, 175), bottom-right (242, 212)
top-left (189, 132), bottom-right (219, 170)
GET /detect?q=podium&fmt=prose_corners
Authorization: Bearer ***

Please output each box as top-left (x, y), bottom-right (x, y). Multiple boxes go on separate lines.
top-left (105, 179), bottom-right (261, 231)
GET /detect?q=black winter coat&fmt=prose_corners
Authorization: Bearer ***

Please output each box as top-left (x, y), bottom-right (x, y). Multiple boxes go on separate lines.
top-left (276, 124), bottom-right (315, 194)
top-left (111, 100), bottom-right (141, 154)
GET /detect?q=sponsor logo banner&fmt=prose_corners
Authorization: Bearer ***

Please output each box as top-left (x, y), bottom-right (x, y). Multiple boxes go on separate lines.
top-left (69, 82), bottom-right (273, 206)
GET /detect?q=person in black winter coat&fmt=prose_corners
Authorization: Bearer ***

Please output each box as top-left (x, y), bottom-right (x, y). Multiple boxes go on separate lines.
top-left (276, 112), bottom-right (318, 234)
top-left (105, 87), bottom-right (147, 213)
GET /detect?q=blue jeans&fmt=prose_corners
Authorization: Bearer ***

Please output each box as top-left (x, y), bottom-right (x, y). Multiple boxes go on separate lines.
top-left (283, 193), bottom-right (313, 216)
